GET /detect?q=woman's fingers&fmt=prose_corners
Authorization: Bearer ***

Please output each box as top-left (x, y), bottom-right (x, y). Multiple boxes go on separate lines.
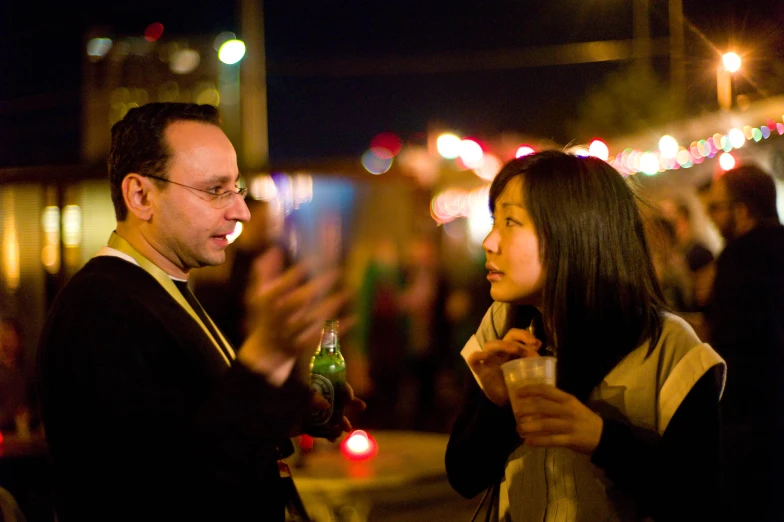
top-left (502, 327), bottom-right (538, 344)
top-left (511, 385), bottom-right (604, 454)
top-left (514, 383), bottom-right (572, 402)
top-left (502, 328), bottom-right (542, 357)
top-left (511, 394), bottom-right (572, 419)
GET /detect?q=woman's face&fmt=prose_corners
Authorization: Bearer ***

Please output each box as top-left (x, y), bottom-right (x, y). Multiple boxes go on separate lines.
top-left (482, 177), bottom-right (545, 305)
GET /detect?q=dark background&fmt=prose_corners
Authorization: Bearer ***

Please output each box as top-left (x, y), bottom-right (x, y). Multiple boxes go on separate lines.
top-left (1, 0), bottom-right (782, 165)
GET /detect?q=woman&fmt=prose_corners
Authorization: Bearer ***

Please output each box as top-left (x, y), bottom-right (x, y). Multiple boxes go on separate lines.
top-left (445, 150), bottom-right (726, 521)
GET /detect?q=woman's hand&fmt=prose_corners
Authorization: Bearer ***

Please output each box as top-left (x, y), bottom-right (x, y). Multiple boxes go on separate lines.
top-left (466, 328), bottom-right (541, 407)
top-left (511, 383), bottom-right (604, 455)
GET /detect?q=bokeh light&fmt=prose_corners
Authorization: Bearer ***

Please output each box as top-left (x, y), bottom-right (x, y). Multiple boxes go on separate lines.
top-left (144, 22), bottom-right (164, 43)
top-left (62, 205), bottom-right (82, 247)
top-left (370, 132), bottom-right (403, 159)
top-left (588, 139), bottom-right (609, 161)
top-left (474, 153), bottom-right (502, 181)
top-left (639, 152), bottom-right (660, 175)
top-left (436, 133), bottom-right (462, 159)
top-left (194, 83), bottom-right (220, 106)
top-left (340, 430), bottom-right (377, 461)
top-left (218, 39), bottom-right (246, 64)
top-left (728, 128), bottom-right (746, 149)
top-left (658, 135), bottom-right (679, 159)
top-left (170, 49), bottom-right (200, 74)
top-left (459, 139), bottom-right (484, 169)
top-left (722, 52), bottom-right (741, 73)
top-left (362, 149), bottom-right (393, 175)
top-left (86, 37), bottom-right (113, 59)
top-left (248, 175), bottom-right (278, 201)
top-left (719, 152), bottom-right (736, 171)
top-left (571, 146), bottom-right (590, 157)
top-left (515, 145), bottom-right (535, 158)
top-left (676, 149), bottom-right (693, 168)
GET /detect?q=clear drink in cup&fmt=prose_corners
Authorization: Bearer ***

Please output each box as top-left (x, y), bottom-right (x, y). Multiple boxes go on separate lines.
top-left (501, 356), bottom-right (557, 418)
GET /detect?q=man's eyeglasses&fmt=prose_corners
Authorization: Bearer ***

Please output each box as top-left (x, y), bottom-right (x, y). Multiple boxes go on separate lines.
top-left (143, 174), bottom-right (249, 209)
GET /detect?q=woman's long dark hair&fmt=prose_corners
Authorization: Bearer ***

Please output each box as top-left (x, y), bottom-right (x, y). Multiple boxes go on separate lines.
top-left (489, 150), bottom-right (667, 400)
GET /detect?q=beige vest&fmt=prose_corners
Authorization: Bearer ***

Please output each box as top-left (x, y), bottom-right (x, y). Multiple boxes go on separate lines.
top-left (462, 304), bottom-right (726, 522)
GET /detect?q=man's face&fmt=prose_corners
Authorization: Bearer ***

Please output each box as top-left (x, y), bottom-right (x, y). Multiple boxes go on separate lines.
top-left (705, 179), bottom-right (736, 242)
top-left (149, 121), bottom-right (250, 273)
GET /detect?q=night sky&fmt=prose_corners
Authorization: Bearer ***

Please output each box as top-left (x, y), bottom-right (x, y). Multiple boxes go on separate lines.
top-left (1, 0), bottom-right (783, 165)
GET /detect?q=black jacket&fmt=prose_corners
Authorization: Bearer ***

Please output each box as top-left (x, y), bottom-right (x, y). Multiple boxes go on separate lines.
top-left (37, 256), bottom-right (310, 521)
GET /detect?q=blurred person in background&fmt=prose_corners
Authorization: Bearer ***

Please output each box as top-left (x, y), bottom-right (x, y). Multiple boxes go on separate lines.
top-left (36, 102), bottom-right (362, 522)
top-left (644, 214), bottom-right (692, 313)
top-left (446, 151), bottom-right (726, 521)
top-left (398, 233), bottom-right (452, 432)
top-left (704, 164), bottom-right (784, 522)
top-left (659, 197), bottom-right (717, 316)
top-left (350, 236), bottom-right (409, 430)
top-left (0, 317), bottom-right (37, 438)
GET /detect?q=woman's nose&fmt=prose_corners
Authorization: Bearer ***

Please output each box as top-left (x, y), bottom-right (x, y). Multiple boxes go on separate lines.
top-left (483, 229), bottom-right (499, 253)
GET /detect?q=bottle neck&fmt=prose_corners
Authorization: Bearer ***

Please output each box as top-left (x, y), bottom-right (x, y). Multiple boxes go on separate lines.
top-left (317, 323), bottom-right (340, 355)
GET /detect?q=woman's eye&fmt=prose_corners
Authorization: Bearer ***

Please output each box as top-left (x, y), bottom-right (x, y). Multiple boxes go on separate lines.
top-left (505, 217), bottom-right (518, 226)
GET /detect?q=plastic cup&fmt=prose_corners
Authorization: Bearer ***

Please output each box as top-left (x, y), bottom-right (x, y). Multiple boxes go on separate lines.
top-left (501, 356), bottom-right (557, 418)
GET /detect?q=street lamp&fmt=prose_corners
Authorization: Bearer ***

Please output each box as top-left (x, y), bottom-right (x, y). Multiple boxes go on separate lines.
top-left (717, 51), bottom-right (741, 111)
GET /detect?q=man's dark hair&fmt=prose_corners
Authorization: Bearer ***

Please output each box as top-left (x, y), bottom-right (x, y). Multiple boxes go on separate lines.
top-left (721, 164), bottom-right (779, 223)
top-left (107, 103), bottom-right (222, 221)
top-left (488, 150), bottom-right (666, 401)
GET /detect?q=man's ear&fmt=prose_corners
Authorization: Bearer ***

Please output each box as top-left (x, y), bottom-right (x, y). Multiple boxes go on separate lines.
top-left (122, 174), bottom-right (154, 221)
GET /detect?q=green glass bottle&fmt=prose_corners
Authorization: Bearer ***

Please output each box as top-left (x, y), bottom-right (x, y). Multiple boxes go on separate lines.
top-left (307, 320), bottom-right (347, 437)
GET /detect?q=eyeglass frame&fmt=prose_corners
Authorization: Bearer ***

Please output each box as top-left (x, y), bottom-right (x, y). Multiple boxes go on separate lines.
top-left (141, 174), bottom-right (249, 208)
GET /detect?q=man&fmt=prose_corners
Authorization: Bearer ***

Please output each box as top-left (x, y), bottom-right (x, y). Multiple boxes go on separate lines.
top-left (704, 164), bottom-right (784, 522)
top-left (37, 103), bottom-right (360, 521)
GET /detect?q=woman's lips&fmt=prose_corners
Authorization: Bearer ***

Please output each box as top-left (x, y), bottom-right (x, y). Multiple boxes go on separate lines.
top-left (487, 269), bottom-right (503, 282)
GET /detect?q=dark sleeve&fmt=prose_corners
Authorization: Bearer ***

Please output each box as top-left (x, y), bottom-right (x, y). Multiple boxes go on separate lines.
top-left (445, 375), bottom-right (521, 499)
top-left (37, 285), bottom-right (311, 521)
top-left (590, 364), bottom-right (724, 521)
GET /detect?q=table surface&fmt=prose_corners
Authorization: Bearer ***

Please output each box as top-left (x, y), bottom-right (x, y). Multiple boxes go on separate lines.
top-left (284, 430), bottom-right (481, 521)
top-left (286, 430), bottom-right (450, 492)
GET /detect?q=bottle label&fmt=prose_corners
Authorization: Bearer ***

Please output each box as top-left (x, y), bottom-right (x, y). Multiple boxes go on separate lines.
top-left (309, 374), bottom-right (335, 426)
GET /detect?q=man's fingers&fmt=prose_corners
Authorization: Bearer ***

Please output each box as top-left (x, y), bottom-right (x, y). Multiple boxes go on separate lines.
top-left (250, 245), bottom-right (286, 283)
top-left (305, 289), bottom-right (352, 326)
top-left (271, 270), bottom-right (342, 320)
